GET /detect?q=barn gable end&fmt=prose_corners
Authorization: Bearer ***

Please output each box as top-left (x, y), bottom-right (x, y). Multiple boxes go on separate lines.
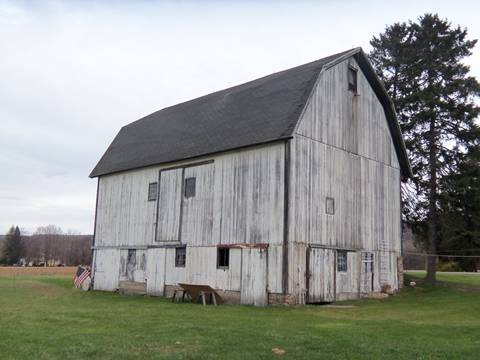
top-left (287, 56), bottom-right (402, 303)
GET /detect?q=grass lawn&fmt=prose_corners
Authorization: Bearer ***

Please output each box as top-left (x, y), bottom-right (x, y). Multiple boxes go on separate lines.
top-left (0, 272), bottom-right (479, 359)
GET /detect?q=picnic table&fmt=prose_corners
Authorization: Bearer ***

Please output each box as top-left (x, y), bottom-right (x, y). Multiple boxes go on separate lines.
top-left (173, 283), bottom-right (224, 306)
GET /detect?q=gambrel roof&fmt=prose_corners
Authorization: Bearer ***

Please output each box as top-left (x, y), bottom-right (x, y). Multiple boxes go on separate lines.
top-left (90, 48), bottom-right (411, 178)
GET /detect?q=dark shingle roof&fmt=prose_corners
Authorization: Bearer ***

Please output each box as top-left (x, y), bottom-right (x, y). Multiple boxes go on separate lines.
top-left (90, 48), bottom-right (411, 178)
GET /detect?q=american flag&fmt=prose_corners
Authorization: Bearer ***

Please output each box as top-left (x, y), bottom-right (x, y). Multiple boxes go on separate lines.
top-left (74, 266), bottom-right (90, 288)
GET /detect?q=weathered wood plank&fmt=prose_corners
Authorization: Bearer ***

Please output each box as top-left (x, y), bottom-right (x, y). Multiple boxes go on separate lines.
top-left (156, 168), bottom-right (183, 241)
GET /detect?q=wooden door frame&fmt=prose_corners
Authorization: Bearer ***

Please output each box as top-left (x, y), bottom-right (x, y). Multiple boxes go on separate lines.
top-left (306, 246), bottom-right (337, 303)
top-left (154, 160), bottom-right (214, 243)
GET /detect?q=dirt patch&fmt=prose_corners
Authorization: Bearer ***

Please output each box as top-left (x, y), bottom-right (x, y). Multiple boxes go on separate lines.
top-left (0, 266), bottom-right (76, 277)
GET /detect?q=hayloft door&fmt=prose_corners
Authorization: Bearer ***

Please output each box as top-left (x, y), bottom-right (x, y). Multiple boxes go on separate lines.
top-left (307, 247), bottom-right (335, 303)
top-left (179, 162), bottom-right (214, 245)
top-left (156, 168), bottom-right (183, 241)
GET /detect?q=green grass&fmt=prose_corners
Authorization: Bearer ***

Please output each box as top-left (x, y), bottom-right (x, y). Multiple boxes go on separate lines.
top-left (408, 270), bottom-right (480, 287)
top-left (0, 273), bottom-right (479, 359)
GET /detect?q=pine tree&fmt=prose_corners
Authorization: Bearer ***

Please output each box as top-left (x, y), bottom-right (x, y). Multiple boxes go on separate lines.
top-left (437, 147), bottom-right (480, 271)
top-left (4, 226), bottom-right (23, 265)
top-left (369, 14), bottom-right (480, 282)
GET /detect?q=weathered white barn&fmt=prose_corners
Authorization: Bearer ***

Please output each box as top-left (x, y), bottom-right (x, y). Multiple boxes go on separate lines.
top-left (90, 48), bottom-right (411, 305)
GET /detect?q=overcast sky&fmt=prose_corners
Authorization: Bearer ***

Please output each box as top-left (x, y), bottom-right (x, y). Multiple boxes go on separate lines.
top-left (1, 0), bottom-right (479, 235)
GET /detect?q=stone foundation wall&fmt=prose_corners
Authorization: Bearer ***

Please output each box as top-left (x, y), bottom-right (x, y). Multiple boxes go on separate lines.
top-left (268, 293), bottom-right (297, 305)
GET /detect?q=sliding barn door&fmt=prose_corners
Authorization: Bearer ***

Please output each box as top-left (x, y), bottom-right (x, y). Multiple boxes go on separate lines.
top-left (156, 168), bottom-right (183, 241)
top-left (307, 247), bottom-right (335, 303)
top-left (179, 163), bottom-right (214, 245)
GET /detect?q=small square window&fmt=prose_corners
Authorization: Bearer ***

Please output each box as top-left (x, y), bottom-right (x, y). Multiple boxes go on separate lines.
top-left (337, 251), bottom-right (347, 272)
top-left (348, 66), bottom-right (357, 93)
top-left (217, 247), bottom-right (230, 268)
top-left (148, 182), bottom-right (157, 201)
top-left (184, 177), bottom-right (196, 198)
top-left (175, 247), bottom-right (186, 267)
top-left (326, 197), bottom-right (335, 215)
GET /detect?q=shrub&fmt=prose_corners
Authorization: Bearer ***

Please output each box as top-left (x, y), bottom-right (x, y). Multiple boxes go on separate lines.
top-left (437, 260), bottom-right (462, 272)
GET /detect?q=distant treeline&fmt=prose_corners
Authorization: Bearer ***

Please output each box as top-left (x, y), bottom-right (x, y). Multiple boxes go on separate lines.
top-left (0, 225), bottom-right (92, 266)
top-left (21, 234), bottom-right (92, 266)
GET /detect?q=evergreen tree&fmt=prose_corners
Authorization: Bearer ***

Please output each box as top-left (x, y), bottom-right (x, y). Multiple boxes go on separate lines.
top-left (438, 147), bottom-right (480, 271)
top-left (369, 14), bottom-right (480, 282)
top-left (4, 226), bottom-right (23, 265)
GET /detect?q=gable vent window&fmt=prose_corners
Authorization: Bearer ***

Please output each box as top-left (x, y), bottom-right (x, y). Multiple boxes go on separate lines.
top-left (217, 247), bottom-right (230, 268)
top-left (184, 177), bottom-right (196, 198)
top-left (337, 251), bottom-right (348, 272)
top-left (148, 182), bottom-right (158, 201)
top-left (348, 66), bottom-right (358, 93)
top-left (175, 247), bottom-right (186, 268)
top-left (326, 197), bottom-right (335, 215)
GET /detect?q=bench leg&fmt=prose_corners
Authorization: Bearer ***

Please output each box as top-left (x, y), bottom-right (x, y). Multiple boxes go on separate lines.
top-left (200, 291), bottom-right (206, 306)
top-left (211, 293), bottom-right (217, 306)
top-left (172, 290), bottom-right (177, 303)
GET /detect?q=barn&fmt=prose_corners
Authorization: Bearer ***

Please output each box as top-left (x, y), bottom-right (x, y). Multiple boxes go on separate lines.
top-left (89, 48), bottom-right (411, 306)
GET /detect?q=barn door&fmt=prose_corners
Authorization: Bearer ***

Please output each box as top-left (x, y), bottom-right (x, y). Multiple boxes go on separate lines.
top-left (156, 168), bottom-right (183, 241)
top-left (179, 163), bottom-right (214, 245)
top-left (307, 247), bottom-right (336, 303)
top-left (360, 252), bottom-right (374, 294)
top-left (240, 248), bottom-right (268, 306)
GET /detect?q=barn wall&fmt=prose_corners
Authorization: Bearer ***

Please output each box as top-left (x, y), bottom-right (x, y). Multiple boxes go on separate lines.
top-left (93, 142), bottom-right (285, 298)
top-left (95, 168), bottom-right (158, 247)
top-left (93, 248), bottom-right (120, 291)
top-left (95, 142), bottom-right (284, 247)
top-left (288, 58), bottom-right (402, 301)
top-left (296, 58), bottom-right (400, 170)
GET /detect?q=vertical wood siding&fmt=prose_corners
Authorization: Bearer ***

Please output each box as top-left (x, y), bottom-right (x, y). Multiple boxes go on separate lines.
top-left (290, 57), bottom-right (402, 301)
top-left (93, 249), bottom-right (120, 291)
top-left (156, 168), bottom-right (183, 241)
top-left (296, 58), bottom-right (400, 170)
top-left (307, 248), bottom-right (335, 302)
top-left (96, 143), bottom-right (284, 248)
top-left (95, 168), bottom-right (158, 247)
top-left (335, 251), bottom-right (360, 300)
top-left (181, 163), bottom-right (215, 245)
top-left (146, 248), bottom-right (166, 296)
top-left (213, 145), bottom-right (285, 245)
top-left (240, 248), bottom-right (268, 306)
top-left (94, 143), bottom-right (284, 296)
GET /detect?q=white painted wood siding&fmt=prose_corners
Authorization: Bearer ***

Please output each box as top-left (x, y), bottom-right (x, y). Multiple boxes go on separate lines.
top-left (240, 248), bottom-right (268, 306)
top-left (307, 248), bottom-right (335, 302)
top-left (181, 163), bottom-right (215, 245)
top-left (289, 57), bottom-right (402, 301)
top-left (213, 145), bottom-right (285, 245)
top-left (290, 136), bottom-right (401, 252)
top-left (335, 251), bottom-right (360, 300)
top-left (95, 168), bottom-right (158, 247)
top-left (296, 58), bottom-right (400, 170)
top-left (93, 249), bottom-right (120, 291)
top-left (156, 168), bottom-right (183, 241)
top-left (146, 248), bottom-right (166, 296)
top-left (95, 143), bottom-right (284, 248)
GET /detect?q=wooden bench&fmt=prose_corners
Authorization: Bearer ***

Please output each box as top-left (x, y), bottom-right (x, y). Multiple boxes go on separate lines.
top-left (173, 283), bottom-right (224, 306)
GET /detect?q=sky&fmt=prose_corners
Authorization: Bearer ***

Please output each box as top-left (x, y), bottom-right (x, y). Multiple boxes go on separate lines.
top-left (1, 0), bottom-right (479, 235)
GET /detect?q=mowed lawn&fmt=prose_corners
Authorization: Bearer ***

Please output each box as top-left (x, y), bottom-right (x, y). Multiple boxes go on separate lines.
top-left (0, 272), bottom-right (479, 359)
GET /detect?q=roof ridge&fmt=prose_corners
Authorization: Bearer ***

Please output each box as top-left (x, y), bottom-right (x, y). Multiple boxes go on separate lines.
top-left (125, 48), bottom-right (356, 129)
